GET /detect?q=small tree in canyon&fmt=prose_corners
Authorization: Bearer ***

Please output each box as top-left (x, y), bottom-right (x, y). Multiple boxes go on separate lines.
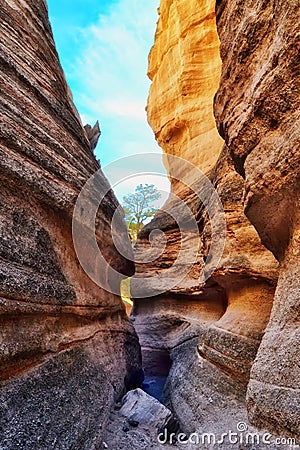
top-left (122, 184), bottom-right (161, 239)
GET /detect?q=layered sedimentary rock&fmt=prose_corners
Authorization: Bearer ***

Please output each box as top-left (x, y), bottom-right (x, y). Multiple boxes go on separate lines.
top-left (132, 0), bottom-right (282, 439)
top-left (215, 0), bottom-right (300, 439)
top-left (147, 0), bottom-right (224, 192)
top-left (132, 147), bottom-right (279, 435)
top-left (0, 1), bottom-right (141, 448)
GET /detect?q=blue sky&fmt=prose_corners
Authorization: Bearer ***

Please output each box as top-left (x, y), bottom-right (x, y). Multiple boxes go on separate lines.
top-left (47, 0), bottom-right (170, 204)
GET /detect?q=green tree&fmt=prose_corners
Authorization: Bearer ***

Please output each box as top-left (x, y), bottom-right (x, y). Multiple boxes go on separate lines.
top-left (122, 184), bottom-right (161, 237)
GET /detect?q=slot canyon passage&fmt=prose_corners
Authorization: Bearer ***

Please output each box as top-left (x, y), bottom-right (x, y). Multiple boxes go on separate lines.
top-left (0, 0), bottom-right (299, 449)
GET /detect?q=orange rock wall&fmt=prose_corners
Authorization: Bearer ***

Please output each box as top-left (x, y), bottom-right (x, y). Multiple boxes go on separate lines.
top-left (148, 0), bottom-right (224, 189)
top-left (132, 0), bottom-right (283, 438)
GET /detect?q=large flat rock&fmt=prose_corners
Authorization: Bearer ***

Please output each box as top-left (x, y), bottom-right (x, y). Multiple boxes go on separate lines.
top-left (119, 388), bottom-right (173, 430)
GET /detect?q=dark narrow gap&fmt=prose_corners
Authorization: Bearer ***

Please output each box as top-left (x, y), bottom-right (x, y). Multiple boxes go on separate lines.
top-left (141, 347), bottom-right (172, 401)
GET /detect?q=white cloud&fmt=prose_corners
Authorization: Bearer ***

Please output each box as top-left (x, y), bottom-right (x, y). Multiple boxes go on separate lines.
top-left (63, 0), bottom-right (169, 203)
top-left (102, 99), bottom-right (147, 120)
top-left (70, 0), bottom-right (160, 148)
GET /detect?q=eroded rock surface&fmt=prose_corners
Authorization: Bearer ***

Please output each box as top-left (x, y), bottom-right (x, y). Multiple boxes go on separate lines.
top-left (132, 147), bottom-right (279, 435)
top-left (215, 0), bottom-right (300, 439)
top-left (131, 0), bottom-right (284, 440)
top-left (84, 120), bottom-right (101, 152)
top-left (0, 1), bottom-right (141, 448)
top-left (147, 0), bottom-right (224, 192)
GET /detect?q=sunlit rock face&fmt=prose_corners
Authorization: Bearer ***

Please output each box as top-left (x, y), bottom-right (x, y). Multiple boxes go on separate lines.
top-left (215, 0), bottom-right (300, 439)
top-left (132, 0), bottom-right (280, 436)
top-left (0, 1), bottom-right (141, 448)
top-left (132, 147), bottom-right (278, 434)
top-left (147, 0), bottom-right (224, 191)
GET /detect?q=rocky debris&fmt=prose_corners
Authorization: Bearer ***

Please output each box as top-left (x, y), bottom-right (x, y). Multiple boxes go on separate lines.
top-left (215, 0), bottom-right (300, 439)
top-left (0, 0), bottom-right (141, 448)
top-left (84, 120), bottom-right (101, 152)
top-left (101, 388), bottom-right (182, 450)
top-left (102, 394), bottom-right (293, 450)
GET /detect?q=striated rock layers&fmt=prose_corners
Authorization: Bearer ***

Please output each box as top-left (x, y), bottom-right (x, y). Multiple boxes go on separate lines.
top-left (132, 150), bottom-right (279, 437)
top-left (0, 1), bottom-right (141, 449)
top-left (131, 0), bottom-right (289, 441)
top-left (215, 0), bottom-right (300, 439)
top-left (147, 0), bottom-right (224, 193)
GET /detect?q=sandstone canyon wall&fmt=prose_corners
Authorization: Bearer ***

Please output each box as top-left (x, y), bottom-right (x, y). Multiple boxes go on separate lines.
top-left (215, 0), bottom-right (300, 438)
top-left (147, 0), bottom-right (224, 192)
top-left (0, 1), bottom-right (141, 448)
top-left (131, 0), bottom-right (299, 442)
